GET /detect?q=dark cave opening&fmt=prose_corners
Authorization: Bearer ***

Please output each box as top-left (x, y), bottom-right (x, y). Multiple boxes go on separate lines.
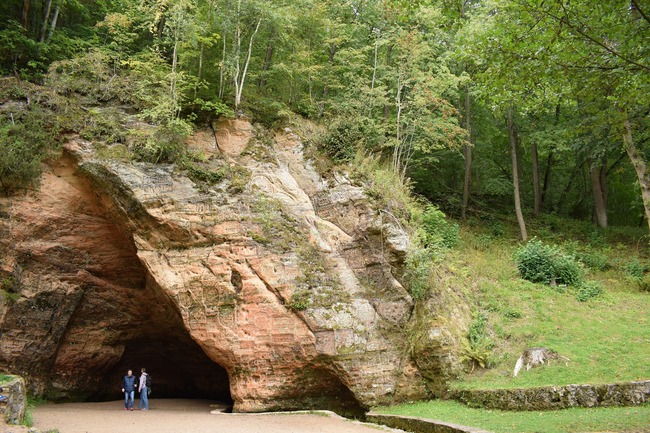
top-left (98, 333), bottom-right (232, 405)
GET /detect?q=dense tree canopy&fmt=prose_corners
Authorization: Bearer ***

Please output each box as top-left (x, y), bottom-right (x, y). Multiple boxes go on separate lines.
top-left (0, 0), bottom-right (648, 232)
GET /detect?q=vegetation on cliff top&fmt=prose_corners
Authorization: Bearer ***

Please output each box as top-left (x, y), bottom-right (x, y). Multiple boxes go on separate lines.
top-left (0, 0), bottom-right (648, 235)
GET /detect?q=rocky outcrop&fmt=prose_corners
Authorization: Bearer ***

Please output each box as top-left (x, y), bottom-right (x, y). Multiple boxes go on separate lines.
top-left (0, 376), bottom-right (27, 425)
top-left (0, 118), bottom-right (470, 414)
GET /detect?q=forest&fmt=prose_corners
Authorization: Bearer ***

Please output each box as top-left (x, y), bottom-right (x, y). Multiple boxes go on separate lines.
top-left (0, 0), bottom-right (649, 235)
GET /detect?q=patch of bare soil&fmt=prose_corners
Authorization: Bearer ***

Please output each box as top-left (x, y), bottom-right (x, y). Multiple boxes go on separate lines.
top-left (29, 399), bottom-right (407, 433)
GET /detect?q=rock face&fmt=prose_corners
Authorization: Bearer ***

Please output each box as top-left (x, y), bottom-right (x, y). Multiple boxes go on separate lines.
top-left (0, 118), bottom-right (470, 414)
top-left (0, 376), bottom-right (27, 425)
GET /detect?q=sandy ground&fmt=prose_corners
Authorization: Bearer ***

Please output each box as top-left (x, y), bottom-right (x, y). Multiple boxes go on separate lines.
top-left (23, 399), bottom-right (407, 433)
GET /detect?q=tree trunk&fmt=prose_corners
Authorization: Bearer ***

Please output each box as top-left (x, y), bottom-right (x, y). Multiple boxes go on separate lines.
top-left (542, 150), bottom-right (554, 209)
top-left (461, 88), bottom-right (472, 220)
top-left (507, 107), bottom-right (527, 240)
top-left (45, 1), bottom-right (59, 42)
top-left (383, 44), bottom-right (393, 122)
top-left (39, 0), bottom-right (53, 42)
top-left (620, 109), bottom-right (650, 231)
top-left (542, 104), bottom-right (560, 210)
top-left (22, 0), bottom-right (30, 31)
top-left (194, 43), bottom-right (204, 98)
top-left (235, 18), bottom-right (261, 109)
top-left (219, 33), bottom-right (226, 99)
top-left (556, 160), bottom-right (584, 213)
top-left (590, 158), bottom-right (608, 227)
top-left (317, 42), bottom-right (337, 119)
top-left (531, 140), bottom-right (541, 217)
top-left (258, 27), bottom-right (275, 89)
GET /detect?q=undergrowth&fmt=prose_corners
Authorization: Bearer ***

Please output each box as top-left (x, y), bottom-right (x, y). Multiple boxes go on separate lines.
top-left (449, 218), bottom-right (649, 390)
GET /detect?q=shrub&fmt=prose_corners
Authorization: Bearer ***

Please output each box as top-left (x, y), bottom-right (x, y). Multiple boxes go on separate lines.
top-left (638, 275), bottom-right (650, 293)
top-left (404, 247), bottom-right (434, 300)
top-left (514, 239), bottom-right (584, 286)
top-left (576, 281), bottom-right (604, 302)
top-left (460, 313), bottom-right (493, 372)
top-left (419, 204), bottom-right (460, 249)
top-left (317, 115), bottom-right (381, 162)
top-left (575, 250), bottom-right (610, 271)
top-left (0, 106), bottom-right (61, 195)
top-left (623, 259), bottom-right (647, 280)
top-left (131, 119), bottom-right (192, 163)
top-left (184, 162), bottom-right (225, 186)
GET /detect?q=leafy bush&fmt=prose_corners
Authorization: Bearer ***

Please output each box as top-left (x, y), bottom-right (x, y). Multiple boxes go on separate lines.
top-left (460, 313), bottom-right (493, 372)
top-left (575, 250), bottom-right (610, 271)
top-left (623, 259), bottom-right (647, 280)
top-left (0, 106), bottom-right (61, 195)
top-left (404, 247), bottom-right (434, 300)
top-left (514, 239), bottom-right (584, 286)
top-left (184, 162), bottom-right (225, 185)
top-left (621, 258), bottom-right (649, 292)
top-left (317, 115), bottom-right (381, 162)
top-left (576, 281), bottom-right (604, 302)
top-left (419, 204), bottom-right (460, 249)
top-left (131, 119), bottom-right (192, 163)
top-left (638, 275), bottom-right (650, 292)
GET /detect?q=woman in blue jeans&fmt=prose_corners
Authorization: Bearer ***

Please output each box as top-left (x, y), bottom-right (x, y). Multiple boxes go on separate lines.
top-left (121, 370), bottom-right (136, 410)
top-left (138, 368), bottom-right (149, 410)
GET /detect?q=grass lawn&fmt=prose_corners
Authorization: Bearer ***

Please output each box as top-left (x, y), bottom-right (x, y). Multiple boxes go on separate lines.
top-left (449, 223), bottom-right (650, 390)
top-left (372, 399), bottom-right (650, 433)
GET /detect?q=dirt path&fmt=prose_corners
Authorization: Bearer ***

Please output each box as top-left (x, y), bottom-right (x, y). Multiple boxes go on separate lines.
top-left (29, 399), bottom-right (407, 433)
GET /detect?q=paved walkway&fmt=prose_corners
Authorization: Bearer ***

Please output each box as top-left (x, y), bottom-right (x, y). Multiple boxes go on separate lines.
top-left (30, 399), bottom-right (407, 433)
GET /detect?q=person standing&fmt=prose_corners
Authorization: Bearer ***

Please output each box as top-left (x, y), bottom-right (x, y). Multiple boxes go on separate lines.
top-left (121, 369), bottom-right (136, 411)
top-left (138, 367), bottom-right (149, 410)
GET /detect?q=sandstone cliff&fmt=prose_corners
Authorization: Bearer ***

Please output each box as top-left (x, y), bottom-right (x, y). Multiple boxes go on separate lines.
top-left (0, 117), bottom-right (470, 414)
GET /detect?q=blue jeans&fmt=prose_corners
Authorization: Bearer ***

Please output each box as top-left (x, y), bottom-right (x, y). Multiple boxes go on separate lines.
top-left (124, 390), bottom-right (134, 409)
top-left (139, 387), bottom-right (148, 409)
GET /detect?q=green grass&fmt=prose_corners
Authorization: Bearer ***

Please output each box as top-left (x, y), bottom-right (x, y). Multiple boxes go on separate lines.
top-left (450, 223), bottom-right (650, 390)
top-left (373, 399), bottom-right (650, 433)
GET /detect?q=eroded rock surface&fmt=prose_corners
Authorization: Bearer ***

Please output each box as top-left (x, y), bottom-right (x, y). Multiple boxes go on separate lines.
top-left (0, 119), bottom-right (470, 413)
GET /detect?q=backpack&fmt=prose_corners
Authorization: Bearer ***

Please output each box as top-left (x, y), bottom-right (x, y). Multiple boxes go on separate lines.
top-left (145, 373), bottom-right (152, 389)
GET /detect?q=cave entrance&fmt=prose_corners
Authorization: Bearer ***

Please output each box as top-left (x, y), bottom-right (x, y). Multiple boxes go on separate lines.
top-left (100, 333), bottom-right (232, 404)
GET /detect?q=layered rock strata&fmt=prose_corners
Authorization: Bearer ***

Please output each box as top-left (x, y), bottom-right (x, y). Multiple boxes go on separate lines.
top-left (0, 118), bottom-right (469, 413)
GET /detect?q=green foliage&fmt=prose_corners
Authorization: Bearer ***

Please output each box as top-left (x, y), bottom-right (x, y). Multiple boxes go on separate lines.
top-left (81, 108), bottom-right (127, 144)
top-left (638, 275), bottom-right (650, 293)
top-left (623, 259), bottom-right (647, 280)
top-left (287, 289), bottom-right (311, 311)
top-left (575, 281), bottom-right (604, 302)
top-left (418, 205), bottom-right (460, 249)
top-left (459, 338), bottom-right (492, 372)
top-left (403, 247), bottom-right (434, 300)
top-left (131, 119), bottom-right (192, 163)
top-left (621, 258), bottom-right (650, 292)
top-left (316, 115), bottom-right (382, 162)
top-left (467, 312), bottom-right (490, 348)
top-left (0, 105), bottom-right (61, 195)
top-left (514, 239), bottom-right (584, 286)
top-left (574, 250), bottom-right (610, 272)
top-left (455, 213), bottom-right (649, 391)
top-left (182, 162), bottom-right (222, 187)
top-left (191, 98), bottom-right (233, 119)
top-left (460, 312), bottom-right (493, 372)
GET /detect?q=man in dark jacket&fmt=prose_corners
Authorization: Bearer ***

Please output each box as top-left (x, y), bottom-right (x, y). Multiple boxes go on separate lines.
top-left (121, 369), bottom-right (136, 410)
